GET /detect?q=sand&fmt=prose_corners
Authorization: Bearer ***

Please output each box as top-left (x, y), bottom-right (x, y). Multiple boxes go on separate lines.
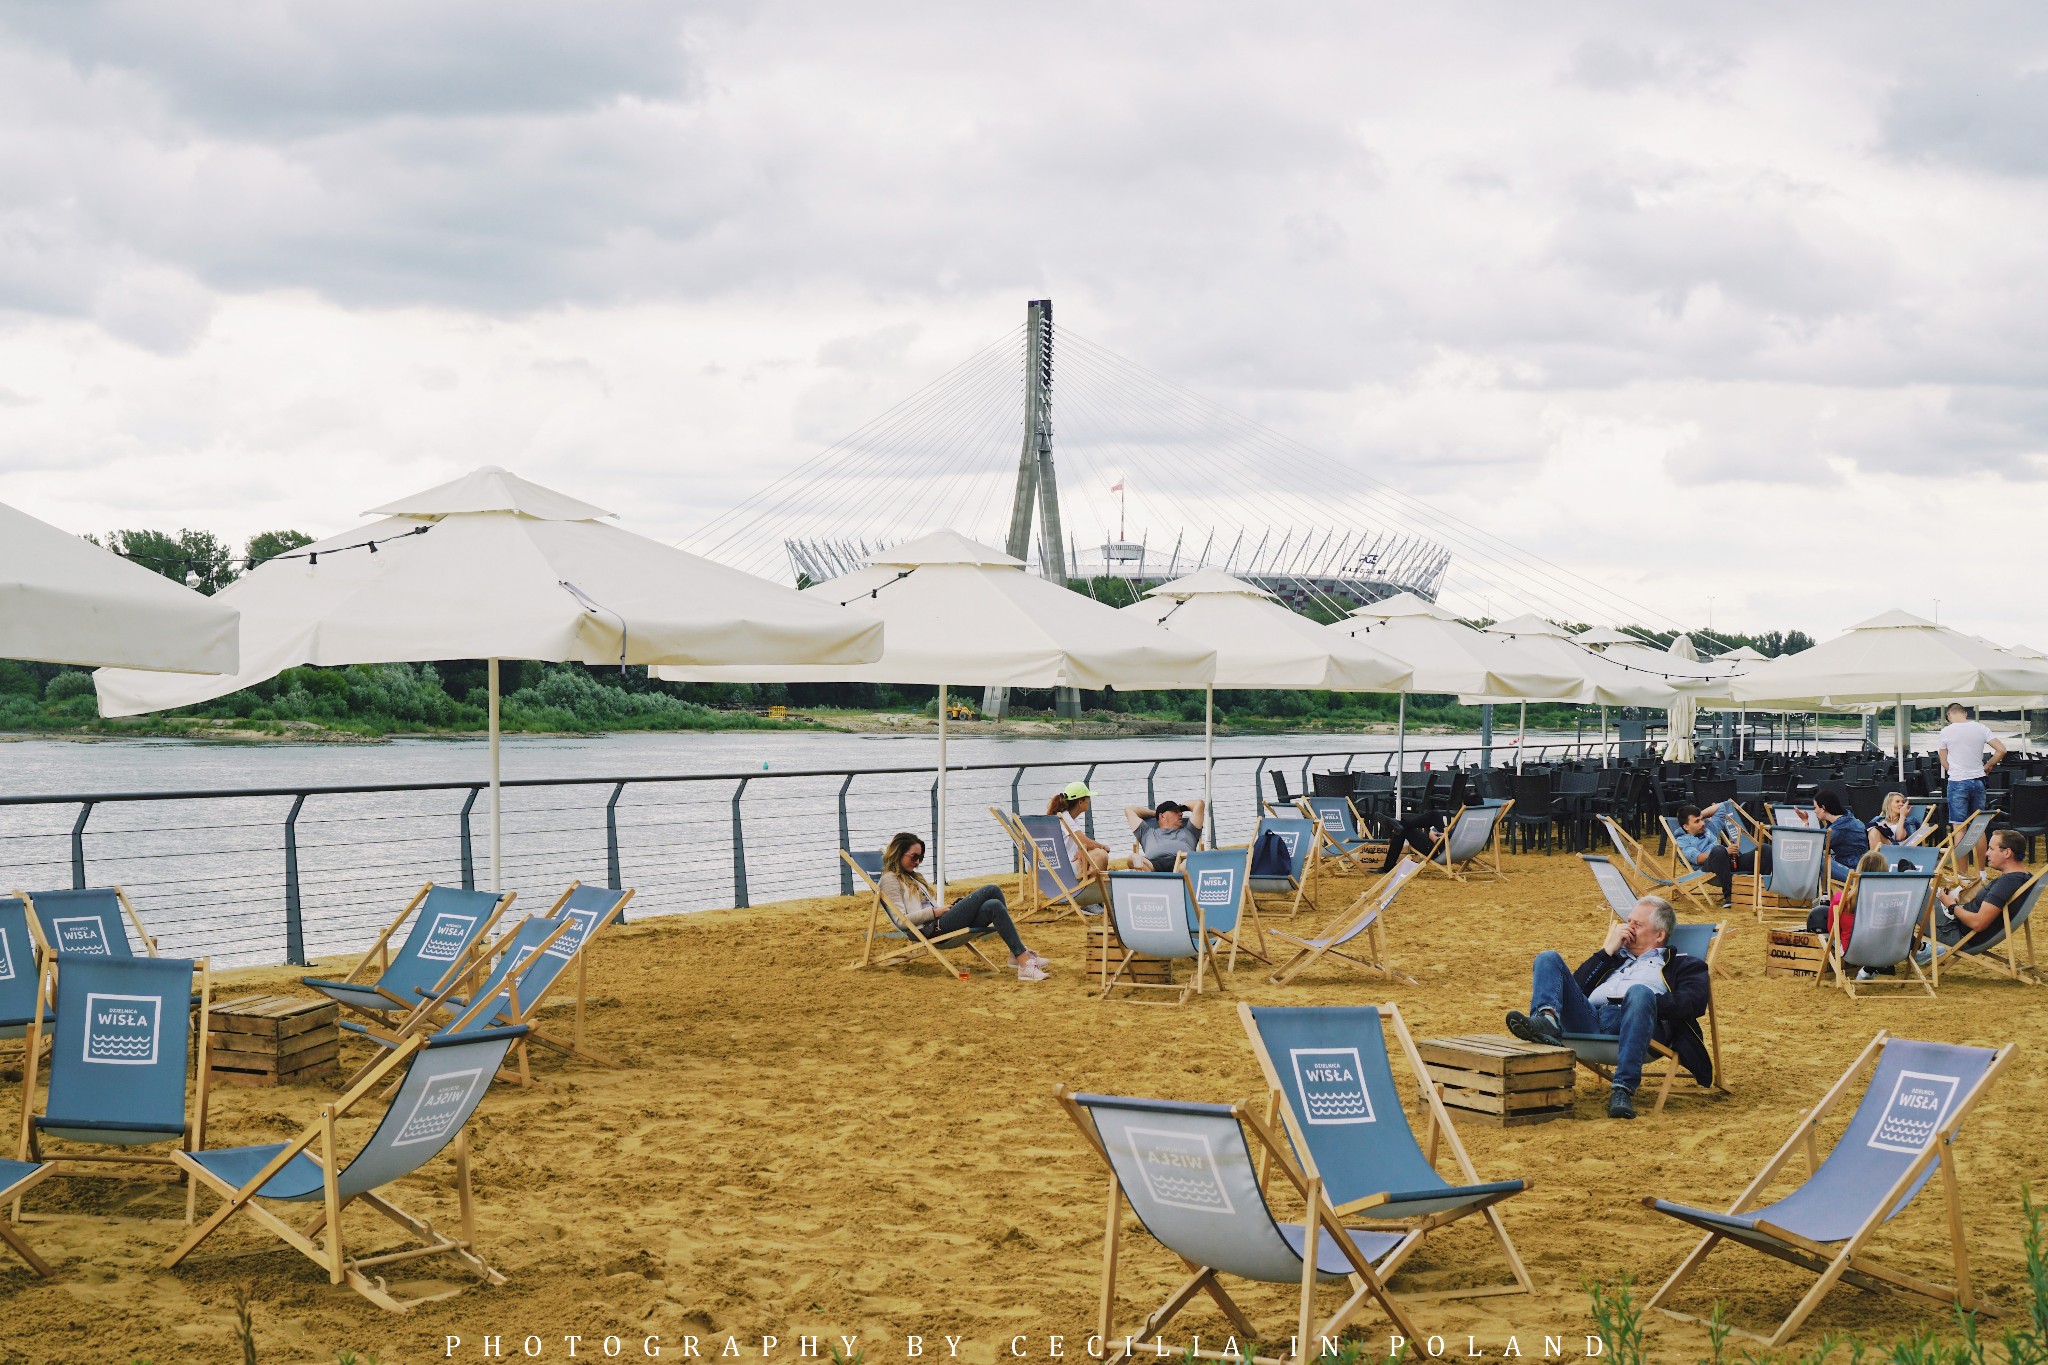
top-left (1, 849), bottom-right (2044, 1365)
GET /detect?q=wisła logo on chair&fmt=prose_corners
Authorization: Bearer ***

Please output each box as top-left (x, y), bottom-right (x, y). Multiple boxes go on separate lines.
top-left (83, 992), bottom-right (162, 1066)
top-left (1032, 836), bottom-right (1060, 866)
top-left (51, 916), bottom-right (111, 955)
top-left (417, 914), bottom-right (478, 963)
top-left (1127, 890), bottom-right (1174, 933)
top-left (1126, 1127), bottom-right (1235, 1215)
top-left (1869, 1070), bottom-right (1960, 1154)
top-left (0, 925), bottom-right (15, 982)
top-left (1276, 831), bottom-right (1300, 856)
top-left (549, 909), bottom-right (599, 959)
top-left (1290, 1047), bottom-right (1376, 1125)
top-left (1194, 870), bottom-right (1236, 907)
top-left (393, 1067), bottom-right (486, 1147)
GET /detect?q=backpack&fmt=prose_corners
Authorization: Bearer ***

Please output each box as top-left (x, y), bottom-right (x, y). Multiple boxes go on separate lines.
top-left (1249, 828), bottom-right (1294, 879)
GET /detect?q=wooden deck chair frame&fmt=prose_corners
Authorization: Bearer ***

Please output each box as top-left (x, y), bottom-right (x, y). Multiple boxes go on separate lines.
top-left (1247, 817), bottom-right (1323, 920)
top-left (1826, 872), bottom-right (1938, 1001)
top-left (1658, 816), bottom-right (1759, 907)
top-left (1942, 808), bottom-right (1999, 871)
top-left (0, 1158), bottom-right (55, 1275)
top-left (16, 885), bottom-right (159, 957)
top-left (1641, 1031), bottom-right (2016, 1348)
top-left (1929, 867), bottom-right (2043, 988)
top-left (1751, 825), bottom-right (1833, 926)
top-left (319, 884), bottom-right (515, 1036)
top-left (846, 848), bottom-right (1004, 979)
top-left (1417, 800), bottom-right (1513, 883)
top-left (1239, 1000), bottom-right (1535, 1300)
top-left (998, 807), bottom-right (1109, 924)
top-left (1053, 1087), bottom-right (1423, 1364)
top-left (164, 1020), bottom-right (522, 1313)
top-left (1566, 922), bottom-right (1728, 1115)
top-left (1266, 859), bottom-right (1421, 987)
top-left (1295, 797), bottom-right (1385, 877)
top-left (15, 955), bottom-right (214, 1223)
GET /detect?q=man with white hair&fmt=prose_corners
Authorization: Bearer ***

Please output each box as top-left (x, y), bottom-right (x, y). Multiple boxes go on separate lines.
top-left (1505, 895), bottom-right (1713, 1121)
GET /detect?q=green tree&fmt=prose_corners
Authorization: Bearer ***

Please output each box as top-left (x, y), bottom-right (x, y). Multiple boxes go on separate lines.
top-left (105, 528), bottom-right (239, 595)
top-left (245, 529), bottom-right (315, 567)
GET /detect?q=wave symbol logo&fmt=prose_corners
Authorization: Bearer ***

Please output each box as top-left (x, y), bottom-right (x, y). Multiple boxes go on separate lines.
top-left (1291, 1046), bottom-right (1376, 1125)
top-left (416, 913), bottom-right (478, 963)
top-left (392, 1067), bottom-right (486, 1147)
top-left (83, 992), bottom-right (162, 1066)
top-left (1127, 1126), bottom-right (1235, 1216)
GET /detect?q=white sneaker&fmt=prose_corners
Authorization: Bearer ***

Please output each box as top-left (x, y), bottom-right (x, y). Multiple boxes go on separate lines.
top-left (1025, 950), bottom-right (1051, 968)
top-left (1016, 962), bottom-right (1049, 982)
top-left (1855, 968), bottom-right (1873, 982)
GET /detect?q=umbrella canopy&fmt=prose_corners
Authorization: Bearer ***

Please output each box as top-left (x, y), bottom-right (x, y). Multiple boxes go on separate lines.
top-left (1120, 570), bottom-right (1410, 691)
top-left (1728, 610), bottom-right (2048, 709)
top-left (1328, 593), bottom-right (1578, 699)
top-left (0, 499), bottom-right (239, 674)
top-left (1477, 614), bottom-right (1678, 708)
top-left (1718, 645), bottom-right (1770, 664)
top-left (1664, 634), bottom-right (1703, 762)
top-left (97, 465), bottom-right (885, 889)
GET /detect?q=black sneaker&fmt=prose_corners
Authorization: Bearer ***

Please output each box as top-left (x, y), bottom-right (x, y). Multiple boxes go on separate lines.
top-left (1505, 1010), bottom-right (1564, 1048)
top-left (1607, 1087), bottom-right (1637, 1120)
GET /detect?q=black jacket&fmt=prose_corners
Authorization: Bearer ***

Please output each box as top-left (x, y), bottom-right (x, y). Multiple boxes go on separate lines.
top-left (1574, 948), bottom-right (1714, 1086)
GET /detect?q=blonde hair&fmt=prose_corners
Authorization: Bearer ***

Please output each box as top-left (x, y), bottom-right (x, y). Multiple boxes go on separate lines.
top-left (1881, 791), bottom-right (1908, 824)
top-left (882, 831), bottom-right (935, 899)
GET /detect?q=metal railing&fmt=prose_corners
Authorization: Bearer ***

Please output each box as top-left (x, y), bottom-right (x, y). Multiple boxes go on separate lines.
top-left (0, 739), bottom-right (1624, 969)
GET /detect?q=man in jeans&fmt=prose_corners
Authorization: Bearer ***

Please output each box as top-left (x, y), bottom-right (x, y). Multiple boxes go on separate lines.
top-left (1504, 895), bottom-right (1712, 1120)
top-left (1938, 703), bottom-right (2006, 878)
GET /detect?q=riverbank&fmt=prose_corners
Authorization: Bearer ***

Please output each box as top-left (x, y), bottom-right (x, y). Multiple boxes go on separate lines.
top-left (1, 849), bottom-right (2038, 1364)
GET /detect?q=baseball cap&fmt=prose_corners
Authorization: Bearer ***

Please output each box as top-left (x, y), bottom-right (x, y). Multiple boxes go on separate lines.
top-left (1155, 800), bottom-right (1188, 815)
top-left (1061, 781), bottom-right (1095, 800)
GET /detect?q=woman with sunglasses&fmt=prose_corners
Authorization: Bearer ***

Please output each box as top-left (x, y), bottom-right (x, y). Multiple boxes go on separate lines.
top-left (879, 831), bottom-right (1050, 981)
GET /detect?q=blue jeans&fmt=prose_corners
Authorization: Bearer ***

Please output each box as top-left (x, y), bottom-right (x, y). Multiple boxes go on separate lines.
top-left (1830, 860), bottom-right (1861, 885)
top-left (1948, 778), bottom-right (1986, 824)
top-left (1529, 950), bottom-right (1658, 1093)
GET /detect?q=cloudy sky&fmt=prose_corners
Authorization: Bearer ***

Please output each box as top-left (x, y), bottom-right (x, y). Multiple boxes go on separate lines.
top-left (1, 2), bottom-right (2043, 644)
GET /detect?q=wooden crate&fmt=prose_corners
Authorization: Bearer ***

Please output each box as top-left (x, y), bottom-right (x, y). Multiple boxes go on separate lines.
top-left (1418, 1033), bottom-right (1577, 1127)
top-left (1766, 929), bottom-right (1829, 979)
top-left (1087, 925), bottom-right (1177, 990)
top-left (207, 994), bottom-right (341, 1087)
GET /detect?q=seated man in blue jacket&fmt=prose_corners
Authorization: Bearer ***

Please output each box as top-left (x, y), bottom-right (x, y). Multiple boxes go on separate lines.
top-left (1504, 895), bottom-right (1712, 1121)
top-left (1811, 787), bottom-right (1869, 883)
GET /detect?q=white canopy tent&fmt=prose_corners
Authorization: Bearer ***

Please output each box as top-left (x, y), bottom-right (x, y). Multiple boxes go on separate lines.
top-left (97, 466), bottom-right (885, 888)
top-left (1476, 614), bottom-right (1679, 770)
top-left (1, 499), bottom-right (240, 674)
top-left (656, 531), bottom-right (1217, 886)
top-left (1117, 569), bottom-right (1411, 830)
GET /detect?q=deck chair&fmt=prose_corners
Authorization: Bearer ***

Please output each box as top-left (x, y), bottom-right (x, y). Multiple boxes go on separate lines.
top-left (18, 887), bottom-right (156, 957)
top-left (1642, 1031), bottom-right (2014, 1348)
top-left (1183, 847), bottom-right (1265, 969)
top-left (1926, 869), bottom-right (2043, 987)
top-left (1943, 809), bottom-right (1997, 873)
top-left (17, 954), bottom-right (212, 1215)
top-left (1560, 922), bottom-right (1727, 1115)
top-left (1753, 825), bottom-right (1829, 924)
top-left (1249, 816), bottom-right (1320, 918)
top-left (1053, 1088), bottom-right (1421, 1362)
top-left (1659, 816), bottom-right (1755, 905)
top-left (1238, 1002), bottom-right (1532, 1298)
top-left (1827, 871), bottom-right (1937, 1000)
top-left (0, 897), bottom-right (51, 1045)
top-left (0, 1156), bottom-right (53, 1275)
top-left (845, 849), bottom-right (1003, 979)
top-left (1596, 816), bottom-right (1701, 901)
top-left (1013, 812), bottom-right (1108, 921)
top-left (166, 1024), bottom-right (530, 1312)
top-left (1581, 855), bottom-right (1639, 922)
top-left (1298, 797), bottom-right (1383, 876)
top-left (1267, 859), bottom-right (1422, 987)
top-left (302, 884), bottom-right (513, 1032)
top-left (1886, 845), bottom-right (1945, 876)
top-left (1101, 872), bottom-right (1214, 1003)
top-left (1418, 801), bottom-right (1512, 882)
top-left (1767, 803), bottom-right (1816, 830)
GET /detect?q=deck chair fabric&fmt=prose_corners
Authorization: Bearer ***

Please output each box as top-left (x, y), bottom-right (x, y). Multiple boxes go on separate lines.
top-left (1644, 1033), bottom-right (2013, 1348)
top-left (1946, 810), bottom-right (1995, 864)
top-left (1056, 1089), bottom-right (1420, 1359)
top-left (1239, 1002), bottom-right (1532, 1296)
top-left (1421, 801), bottom-right (1512, 881)
top-left (167, 1026), bottom-right (529, 1312)
top-left (1657, 817), bottom-right (1749, 906)
top-left (1267, 859), bottom-right (1422, 986)
top-left (21, 954), bottom-right (210, 1161)
top-left (1015, 813), bottom-right (1106, 918)
top-left (1562, 922), bottom-right (1726, 1113)
top-left (302, 884), bottom-right (512, 1021)
top-left (1582, 855), bottom-right (1639, 922)
top-left (1887, 846), bottom-right (1944, 875)
top-left (1182, 847), bottom-right (1265, 967)
top-left (20, 887), bottom-right (153, 958)
top-left (436, 883), bottom-right (629, 1024)
top-left (1831, 872), bottom-right (1936, 998)
top-left (0, 1158), bottom-right (54, 1275)
top-left (1928, 869), bottom-right (2042, 985)
top-left (1300, 797), bottom-right (1382, 874)
top-left (1249, 816), bottom-right (1319, 917)
top-left (1102, 872), bottom-right (1212, 1003)
top-left (0, 898), bottom-right (51, 1041)
top-left (846, 848), bottom-right (1003, 978)
top-left (1754, 825), bottom-right (1828, 922)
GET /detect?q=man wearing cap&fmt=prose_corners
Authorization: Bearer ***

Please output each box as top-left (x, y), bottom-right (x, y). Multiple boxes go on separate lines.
top-left (1124, 799), bottom-right (1207, 871)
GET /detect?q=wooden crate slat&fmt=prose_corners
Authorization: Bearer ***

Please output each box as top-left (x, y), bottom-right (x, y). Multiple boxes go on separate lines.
top-left (1425, 1064), bottom-right (1576, 1097)
top-left (210, 1040), bottom-right (341, 1077)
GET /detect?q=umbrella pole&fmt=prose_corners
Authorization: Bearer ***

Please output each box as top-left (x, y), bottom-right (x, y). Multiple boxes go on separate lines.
top-left (488, 658), bottom-right (501, 893)
top-left (1516, 702), bottom-right (1527, 773)
top-left (936, 683), bottom-right (949, 893)
top-left (1896, 695), bottom-right (1908, 782)
top-left (1204, 686), bottom-right (1215, 849)
top-left (1600, 705), bottom-right (1608, 769)
top-left (1738, 707), bottom-right (1746, 762)
top-left (1395, 692), bottom-right (1406, 821)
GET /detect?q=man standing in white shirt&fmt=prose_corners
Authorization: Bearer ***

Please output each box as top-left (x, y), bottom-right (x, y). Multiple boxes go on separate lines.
top-left (1938, 703), bottom-right (2007, 877)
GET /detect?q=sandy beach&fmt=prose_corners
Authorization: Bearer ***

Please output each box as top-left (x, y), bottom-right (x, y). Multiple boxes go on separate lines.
top-left (1, 847), bottom-right (2042, 1365)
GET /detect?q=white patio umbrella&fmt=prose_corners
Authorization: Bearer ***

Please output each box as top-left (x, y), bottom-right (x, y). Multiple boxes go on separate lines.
top-left (1729, 609), bottom-right (2048, 780)
top-left (1478, 614), bottom-right (1679, 770)
top-left (1662, 634), bottom-right (1706, 762)
top-left (1328, 592), bottom-right (1579, 799)
top-left (656, 530), bottom-right (1216, 887)
top-left (1118, 569), bottom-right (1411, 832)
top-left (0, 499), bottom-right (239, 673)
top-left (96, 466), bottom-right (884, 889)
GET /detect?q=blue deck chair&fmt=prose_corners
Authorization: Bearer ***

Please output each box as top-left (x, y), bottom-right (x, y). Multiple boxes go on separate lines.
top-left (18, 954), bottom-right (212, 1216)
top-left (19, 886), bottom-right (155, 957)
top-left (1886, 845), bottom-right (1944, 875)
top-left (1904, 798), bottom-right (1942, 844)
top-left (846, 847), bottom-right (1003, 979)
top-left (1419, 800), bottom-right (1513, 882)
top-left (301, 883), bottom-right (513, 1031)
top-left (1011, 812), bottom-right (1106, 921)
top-left (432, 882), bottom-right (631, 1068)
top-left (1658, 817), bottom-right (1745, 908)
top-left (1596, 816), bottom-right (1703, 901)
top-left (1561, 922), bottom-right (1727, 1114)
top-left (1054, 1088), bottom-right (1420, 1359)
top-left (1299, 796), bottom-right (1382, 876)
top-left (1249, 816), bottom-right (1319, 918)
top-left (1828, 871), bottom-right (1937, 999)
top-left (1945, 809), bottom-right (1996, 869)
top-left (1753, 825), bottom-right (1828, 923)
top-left (1102, 871), bottom-right (1213, 1003)
top-left (1581, 854), bottom-right (1639, 922)
top-left (1238, 1002), bottom-right (1532, 1297)
top-left (0, 1156), bottom-right (54, 1275)
top-left (1927, 868), bottom-right (2043, 987)
top-left (1267, 858), bottom-right (1422, 986)
top-left (1767, 802), bottom-right (1816, 830)
top-left (1182, 847), bottom-right (1265, 969)
top-left (1642, 1032), bottom-right (2014, 1349)
top-left (165, 1025), bottom-right (530, 1312)
top-left (0, 897), bottom-right (52, 1043)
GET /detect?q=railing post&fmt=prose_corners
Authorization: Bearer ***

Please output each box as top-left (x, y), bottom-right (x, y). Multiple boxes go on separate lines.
top-left (605, 781), bottom-right (627, 900)
top-left (458, 787), bottom-right (480, 891)
top-left (1082, 763), bottom-right (1099, 839)
top-left (283, 794), bottom-right (308, 966)
top-left (1145, 761), bottom-right (1161, 806)
top-left (1252, 758), bottom-right (1269, 815)
top-left (1009, 766), bottom-right (1027, 873)
top-left (70, 800), bottom-right (94, 890)
top-left (837, 773), bottom-right (856, 895)
top-left (731, 777), bottom-right (751, 908)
